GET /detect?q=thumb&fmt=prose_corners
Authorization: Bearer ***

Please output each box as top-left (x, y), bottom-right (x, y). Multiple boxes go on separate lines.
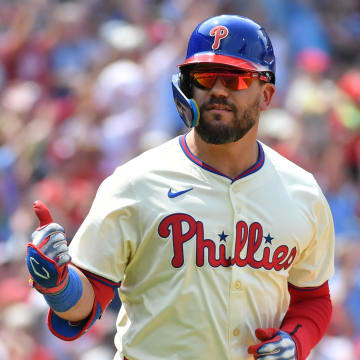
top-left (255, 328), bottom-right (279, 341)
top-left (33, 200), bottom-right (53, 227)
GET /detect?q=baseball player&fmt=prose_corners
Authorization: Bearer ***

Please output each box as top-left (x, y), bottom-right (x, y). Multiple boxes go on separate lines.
top-left (26, 15), bottom-right (335, 360)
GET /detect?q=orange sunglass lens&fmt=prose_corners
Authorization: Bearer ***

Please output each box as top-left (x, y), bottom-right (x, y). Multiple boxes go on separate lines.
top-left (193, 73), bottom-right (253, 90)
top-left (223, 75), bottom-right (241, 90)
top-left (193, 74), bottom-right (217, 89)
top-left (228, 77), bottom-right (254, 90)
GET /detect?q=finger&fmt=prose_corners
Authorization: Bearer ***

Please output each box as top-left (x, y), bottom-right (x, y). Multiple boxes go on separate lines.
top-left (57, 253), bottom-right (72, 267)
top-left (255, 328), bottom-right (279, 341)
top-left (31, 223), bottom-right (65, 247)
top-left (256, 338), bottom-right (295, 357)
top-left (256, 347), bottom-right (295, 360)
top-left (256, 342), bottom-right (280, 355)
top-left (248, 341), bottom-right (279, 356)
top-left (248, 344), bottom-right (259, 355)
top-left (33, 200), bottom-right (53, 227)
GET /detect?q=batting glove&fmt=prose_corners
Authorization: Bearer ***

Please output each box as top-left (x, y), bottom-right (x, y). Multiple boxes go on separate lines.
top-left (26, 200), bottom-right (71, 295)
top-left (248, 328), bottom-right (297, 360)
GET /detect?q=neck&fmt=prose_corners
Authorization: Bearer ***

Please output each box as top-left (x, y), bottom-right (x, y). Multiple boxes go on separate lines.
top-left (186, 126), bottom-right (259, 179)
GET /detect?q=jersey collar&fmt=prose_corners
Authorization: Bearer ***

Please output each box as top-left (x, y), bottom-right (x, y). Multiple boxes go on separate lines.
top-left (179, 134), bottom-right (265, 183)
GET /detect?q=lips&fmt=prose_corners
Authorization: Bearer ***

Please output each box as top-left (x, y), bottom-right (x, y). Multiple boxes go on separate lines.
top-left (207, 104), bottom-right (232, 111)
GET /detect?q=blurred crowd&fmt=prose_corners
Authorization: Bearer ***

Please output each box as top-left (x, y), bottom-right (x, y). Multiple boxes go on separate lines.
top-left (0, 0), bottom-right (359, 359)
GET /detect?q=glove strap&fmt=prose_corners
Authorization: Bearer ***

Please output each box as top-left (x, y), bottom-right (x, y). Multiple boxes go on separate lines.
top-left (32, 267), bottom-right (69, 294)
top-left (43, 267), bottom-right (83, 313)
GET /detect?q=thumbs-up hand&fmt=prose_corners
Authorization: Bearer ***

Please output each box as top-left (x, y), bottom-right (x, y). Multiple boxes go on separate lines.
top-left (26, 201), bottom-right (71, 294)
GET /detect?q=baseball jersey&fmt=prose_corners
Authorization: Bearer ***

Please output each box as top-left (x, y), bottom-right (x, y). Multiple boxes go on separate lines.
top-left (69, 134), bottom-right (335, 360)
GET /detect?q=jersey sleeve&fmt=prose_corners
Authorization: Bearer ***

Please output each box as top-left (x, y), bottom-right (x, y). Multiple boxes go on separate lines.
top-left (288, 186), bottom-right (335, 288)
top-left (69, 166), bottom-right (139, 283)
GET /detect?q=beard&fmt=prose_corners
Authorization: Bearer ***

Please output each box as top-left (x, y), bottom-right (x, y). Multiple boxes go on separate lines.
top-left (195, 95), bottom-right (261, 145)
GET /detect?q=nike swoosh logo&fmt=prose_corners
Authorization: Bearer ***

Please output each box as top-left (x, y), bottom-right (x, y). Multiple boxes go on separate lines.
top-left (168, 187), bottom-right (193, 198)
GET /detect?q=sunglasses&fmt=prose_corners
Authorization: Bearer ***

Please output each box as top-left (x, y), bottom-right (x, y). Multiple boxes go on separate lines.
top-left (190, 71), bottom-right (270, 91)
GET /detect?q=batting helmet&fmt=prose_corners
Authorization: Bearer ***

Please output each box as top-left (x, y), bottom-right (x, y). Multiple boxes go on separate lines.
top-left (172, 15), bottom-right (276, 128)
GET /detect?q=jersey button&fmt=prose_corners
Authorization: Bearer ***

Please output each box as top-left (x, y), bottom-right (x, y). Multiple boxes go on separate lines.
top-left (234, 280), bottom-right (241, 289)
top-left (233, 328), bottom-right (240, 336)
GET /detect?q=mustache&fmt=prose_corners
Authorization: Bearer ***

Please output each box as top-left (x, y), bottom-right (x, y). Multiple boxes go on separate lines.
top-left (201, 97), bottom-right (237, 111)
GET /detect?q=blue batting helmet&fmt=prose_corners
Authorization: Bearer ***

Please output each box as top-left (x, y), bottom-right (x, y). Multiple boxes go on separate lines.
top-left (172, 15), bottom-right (276, 128)
top-left (180, 14), bottom-right (276, 77)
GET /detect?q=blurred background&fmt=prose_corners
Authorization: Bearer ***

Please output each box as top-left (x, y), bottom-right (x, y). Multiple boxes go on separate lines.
top-left (0, 0), bottom-right (359, 359)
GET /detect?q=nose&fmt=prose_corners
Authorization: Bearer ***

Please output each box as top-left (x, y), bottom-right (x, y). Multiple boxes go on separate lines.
top-left (209, 77), bottom-right (230, 97)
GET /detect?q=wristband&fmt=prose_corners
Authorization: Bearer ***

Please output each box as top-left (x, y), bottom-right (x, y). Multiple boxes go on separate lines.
top-left (44, 267), bottom-right (83, 312)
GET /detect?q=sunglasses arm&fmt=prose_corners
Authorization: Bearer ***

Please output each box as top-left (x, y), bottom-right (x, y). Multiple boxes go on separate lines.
top-left (172, 74), bottom-right (200, 128)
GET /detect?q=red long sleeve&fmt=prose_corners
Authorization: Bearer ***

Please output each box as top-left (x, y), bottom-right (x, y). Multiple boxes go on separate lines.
top-left (281, 281), bottom-right (332, 360)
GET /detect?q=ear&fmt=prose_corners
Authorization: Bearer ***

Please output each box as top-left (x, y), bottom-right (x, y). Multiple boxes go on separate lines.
top-left (260, 83), bottom-right (275, 111)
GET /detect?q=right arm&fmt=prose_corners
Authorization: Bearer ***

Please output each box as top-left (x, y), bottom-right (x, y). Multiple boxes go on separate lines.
top-left (26, 201), bottom-right (116, 339)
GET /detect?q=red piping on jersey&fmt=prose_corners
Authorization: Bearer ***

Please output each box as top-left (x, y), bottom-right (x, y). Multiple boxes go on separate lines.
top-left (80, 268), bottom-right (121, 289)
top-left (288, 282), bottom-right (328, 292)
top-left (179, 134), bottom-right (265, 182)
top-left (233, 144), bottom-right (264, 181)
top-left (179, 135), bottom-right (224, 177)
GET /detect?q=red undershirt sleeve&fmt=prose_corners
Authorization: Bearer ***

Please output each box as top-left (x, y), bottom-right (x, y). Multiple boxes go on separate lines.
top-left (280, 281), bottom-right (332, 360)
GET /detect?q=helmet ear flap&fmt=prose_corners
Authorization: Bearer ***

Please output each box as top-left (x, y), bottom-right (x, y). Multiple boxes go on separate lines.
top-left (172, 74), bottom-right (200, 128)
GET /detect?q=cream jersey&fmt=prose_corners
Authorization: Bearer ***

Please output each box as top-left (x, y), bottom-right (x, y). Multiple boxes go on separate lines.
top-left (69, 134), bottom-right (335, 360)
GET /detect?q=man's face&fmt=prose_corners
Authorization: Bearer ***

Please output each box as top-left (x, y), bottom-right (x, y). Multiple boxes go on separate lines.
top-left (191, 64), bottom-right (264, 145)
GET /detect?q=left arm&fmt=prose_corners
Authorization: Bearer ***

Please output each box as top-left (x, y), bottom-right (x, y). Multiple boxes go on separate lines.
top-left (280, 281), bottom-right (332, 360)
top-left (248, 184), bottom-right (334, 359)
top-left (248, 281), bottom-right (332, 360)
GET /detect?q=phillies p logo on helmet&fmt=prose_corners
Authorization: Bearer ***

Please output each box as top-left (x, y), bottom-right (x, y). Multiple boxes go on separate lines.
top-left (210, 25), bottom-right (229, 50)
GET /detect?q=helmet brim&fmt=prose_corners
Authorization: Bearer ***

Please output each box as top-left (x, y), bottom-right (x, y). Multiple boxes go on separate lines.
top-left (179, 53), bottom-right (260, 71)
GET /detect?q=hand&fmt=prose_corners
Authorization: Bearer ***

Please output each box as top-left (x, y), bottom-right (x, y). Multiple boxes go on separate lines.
top-left (248, 328), bottom-right (297, 360)
top-left (26, 200), bottom-right (71, 294)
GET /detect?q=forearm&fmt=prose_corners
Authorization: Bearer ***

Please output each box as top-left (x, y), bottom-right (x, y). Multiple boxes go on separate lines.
top-left (280, 282), bottom-right (332, 360)
top-left (47, 267), bottom-right (119, 341)
top-left (53, 265), bottom-right (95, 322)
